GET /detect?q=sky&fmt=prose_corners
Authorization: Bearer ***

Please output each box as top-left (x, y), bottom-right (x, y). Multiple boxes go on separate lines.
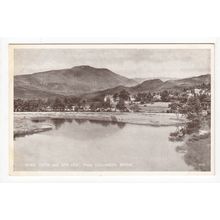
top-left (14, 48), bottom-right (211, 79)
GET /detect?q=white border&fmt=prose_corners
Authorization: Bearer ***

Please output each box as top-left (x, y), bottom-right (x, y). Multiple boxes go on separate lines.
top-left (0, 38), bottom-right (219, 182)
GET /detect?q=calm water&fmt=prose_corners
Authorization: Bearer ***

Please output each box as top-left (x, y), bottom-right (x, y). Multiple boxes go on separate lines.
top-left (14, 119), bottom-right (193, 171)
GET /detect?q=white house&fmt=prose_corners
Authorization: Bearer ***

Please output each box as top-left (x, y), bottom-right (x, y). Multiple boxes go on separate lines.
top-left (46, 106), bottom-right (52, 111)
top-left (153, 94), bottom-right (161, 101)
top-left (129, 95), bottom-right (136, 102)
top-left (104, 95), bottom-right (114, 103)
top-left (194, 88), bottom-right (202, 95)
top-left (187, 93), bottom-right (194, 99)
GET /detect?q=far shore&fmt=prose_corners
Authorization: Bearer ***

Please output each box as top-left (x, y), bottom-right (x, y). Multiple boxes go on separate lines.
top-left (14, 111), bottom-right (186, 127)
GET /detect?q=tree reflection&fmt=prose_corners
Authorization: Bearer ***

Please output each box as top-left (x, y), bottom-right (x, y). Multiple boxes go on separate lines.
top-left (51, 118), bottom-right (66, 129)
top-left (31, 118), bottom-right (48, 123)
top-left (89, 120), bottom-right (126, 129)
top-left (74, 119), bottom-right (87, 125)
top-left (89, 120), bottom-right (111, 127)
top-left (66, 118), bottom-right (73, 123)
top-left (116, 122), bottom-right (126, 129)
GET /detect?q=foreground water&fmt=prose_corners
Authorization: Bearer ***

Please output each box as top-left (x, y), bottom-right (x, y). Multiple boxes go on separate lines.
top-left (14, 118), bottom-right (193, 171)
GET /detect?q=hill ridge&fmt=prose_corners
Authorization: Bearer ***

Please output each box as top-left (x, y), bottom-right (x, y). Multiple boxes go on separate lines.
top-left (14, 65), bottom-right (210, 100)
top-left (14, 65), bottom-right (137, 99)
top-left (82, 74), bottom-right (211, 100)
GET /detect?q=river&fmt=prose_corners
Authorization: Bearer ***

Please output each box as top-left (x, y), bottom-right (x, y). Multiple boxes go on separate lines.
top-left (14, 118), bottom-right (194, 172)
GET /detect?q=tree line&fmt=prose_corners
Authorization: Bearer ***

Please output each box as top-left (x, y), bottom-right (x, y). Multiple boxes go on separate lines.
top-left (14, 83), bottom-right (211, 112)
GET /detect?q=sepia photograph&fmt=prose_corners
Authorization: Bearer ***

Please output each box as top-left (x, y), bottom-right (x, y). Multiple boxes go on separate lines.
top-left (9, 44), bottom-right (214, 175)
top-left (1, 1), bottom-right (220, 219)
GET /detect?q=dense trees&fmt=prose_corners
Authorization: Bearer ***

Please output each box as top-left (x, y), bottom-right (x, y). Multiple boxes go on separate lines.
top-left (169, 95), bottom-right (209, 119)
top-left (102, 97), bottom-right (111, 109)
top-left (116, 98), bottom-right (126, 111)
top-left (169, 89), bottom-right (211, 145)
top-left (113, 93), bottom-right (119, 101)
top-left (119, 90), bottom-right (130, 101)
top-left (52, 98), bottom-right (65, 111)
top-left (160, 90), bottom-right (169, 102)
top-left (14, 99), bottom-right (47, 112)
top-left (14, 96), bottom-right (80, 112)
top-left (135, 92), bottom-right (153, 103)
top-left (168, 87), bottom-right (211, 171)
top-left (14, 83), bottom-right (211, 113)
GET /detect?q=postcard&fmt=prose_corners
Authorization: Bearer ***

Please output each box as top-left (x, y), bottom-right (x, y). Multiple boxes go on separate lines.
top-left (9, 43), bottom-right (214, 175)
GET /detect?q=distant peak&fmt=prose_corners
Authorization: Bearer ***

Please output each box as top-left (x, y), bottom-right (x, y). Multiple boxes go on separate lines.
top-left (141, 79), bottom-right (163, 84)
top-left (72, 65), bottom-right (102, 70)
top-left (72, 65), bottom-right (92, 69)
top-left (71, 65), bottom-right (110, 71)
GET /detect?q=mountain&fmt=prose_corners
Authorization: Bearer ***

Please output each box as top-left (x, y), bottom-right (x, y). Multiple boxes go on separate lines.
top-left (14, 65), bottom-right (210, 100)
top-left (14, 86), bottom-right (65, 99)
top-left (132, 79), bottom-right (164, 92)
top-left (82, 79), bottom-right (164, 100)
top-left (83, 74), bottom-right (211, 100)
top-left (158, 74), bottom-right (211, 91)
top-left (133, 77), bottom-right (179, 83)
top-left (82, 79), bottom-right (163, 99)
top-left (132, 78), bottom-right (150, 84)
top-left (14, 65), bottom-right (137, 99)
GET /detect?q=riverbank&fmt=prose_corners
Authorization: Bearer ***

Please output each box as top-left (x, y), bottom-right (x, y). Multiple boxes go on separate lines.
top-left (14, 116), bottom-right (54, 138)
top-left (174, 116), bottom-right (211, 171)
top-left (15, 111), bottom-right (186, 125)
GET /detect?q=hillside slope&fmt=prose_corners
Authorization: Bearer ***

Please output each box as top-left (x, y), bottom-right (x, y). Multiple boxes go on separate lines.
top-left (14, 65), bottom-right (137, 99)
top-left (83, 74), bottom-right (211, 100)
top-left (158, 74), bottom-right (211, 91)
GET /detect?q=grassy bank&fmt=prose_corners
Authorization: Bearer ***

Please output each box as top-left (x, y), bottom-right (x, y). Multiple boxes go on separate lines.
top-left (14, 117), bottom-right (54, 138)
top-left (14, 111), bottom-right (186, 126)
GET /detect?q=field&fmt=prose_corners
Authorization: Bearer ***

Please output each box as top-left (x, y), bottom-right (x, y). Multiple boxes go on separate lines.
top-left (138, 102), bottom-right (170, 113)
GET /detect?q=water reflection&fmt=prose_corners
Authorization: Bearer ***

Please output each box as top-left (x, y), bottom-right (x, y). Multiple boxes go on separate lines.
top-left (15, 117), bottom-right (211, 171)
top-left (31, 117), bottom-right (48, 123)
top-left (66, 118), bottom-right (73, 123)
top-left (51, 118), bottom-right (66, 129)
top-left (48, 118), bottom-right (211, 171)
top-left (74, 119), bottom-right (87, 125)
top-left (89, 120), bottom-right (126, 129)
top-left (116, 122), bottom-right (126, 129)
top-left (14, 118), bottom-right (193, 171)
top-left (48, 118), bottom-right (126, 140)
top-left (28, 116), bottom-right (127, 130)
top-left (14, 133), bottom-right (26, 139)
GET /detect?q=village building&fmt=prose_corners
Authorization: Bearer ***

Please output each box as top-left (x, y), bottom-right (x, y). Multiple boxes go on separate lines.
top-left (71, 105), bottom-right (76, 111)
top-left (84, 105), bottom-right (91, 111)
top-left (103, 94), bottom-right (118, 107)
top-left (152, 94), bottom-right (161, 101)
top-left (194, 88), bottom-right (201, 95)
top-left (46, 106), bottom-right (53, 111)
top-left (187, 93), bottom-right (194, 99)
top-left (104, 94), bottom-right (114, 103)
top-left (129, 95), bottom-right (136, 103)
